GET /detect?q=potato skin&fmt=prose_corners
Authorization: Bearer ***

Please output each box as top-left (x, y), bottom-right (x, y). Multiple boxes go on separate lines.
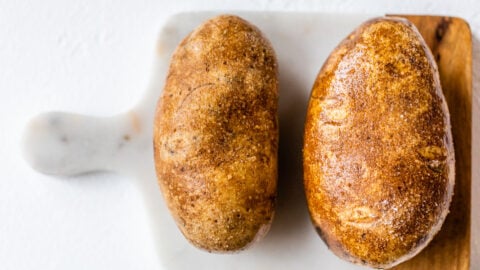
top-left (154, 15), bottom-right (278, 252)
top-left (303, 17), bottom-right (454, 268)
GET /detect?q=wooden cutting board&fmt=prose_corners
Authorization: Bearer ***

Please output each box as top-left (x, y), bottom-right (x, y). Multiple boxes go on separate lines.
top-left (388, 15), bottom-right (472, 270)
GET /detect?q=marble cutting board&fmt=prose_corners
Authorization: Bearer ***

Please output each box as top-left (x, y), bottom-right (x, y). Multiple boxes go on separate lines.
top-left (22, 12), bottom-right (472, 270)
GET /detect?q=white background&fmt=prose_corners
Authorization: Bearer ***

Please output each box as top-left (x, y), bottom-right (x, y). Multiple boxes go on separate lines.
top-left (1, 0), bottom-right (478, 269)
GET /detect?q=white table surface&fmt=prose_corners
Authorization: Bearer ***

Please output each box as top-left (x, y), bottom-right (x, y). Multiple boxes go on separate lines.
top-left (1, 0), bottom-right (478, 269)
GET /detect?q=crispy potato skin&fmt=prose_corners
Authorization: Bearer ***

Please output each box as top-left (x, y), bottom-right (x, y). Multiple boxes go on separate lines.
top-left (303, 17), bottom-right (454, 268)
top-left (154, 15), bottom-right (278, 252)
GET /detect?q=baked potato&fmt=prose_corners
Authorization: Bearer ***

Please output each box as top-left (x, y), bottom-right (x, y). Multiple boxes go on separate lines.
top-left (303, 17), bottom-right (454, 268)
top-left (154, 15), bottom-right (278, 252)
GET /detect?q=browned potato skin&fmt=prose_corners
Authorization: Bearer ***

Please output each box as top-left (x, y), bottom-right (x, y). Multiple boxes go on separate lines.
top-left (154, 15), bottom-right (278, 252)
top-left (304, 17), bottom-right (454, 268)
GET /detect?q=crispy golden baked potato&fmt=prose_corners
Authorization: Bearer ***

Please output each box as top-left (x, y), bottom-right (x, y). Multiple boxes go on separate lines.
top-left (303, 17), bottom-right (454, 268)
top-left (154, 15), bottom-right (278, 252)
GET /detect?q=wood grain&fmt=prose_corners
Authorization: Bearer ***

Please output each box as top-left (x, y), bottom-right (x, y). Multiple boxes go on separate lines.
top-left (388, 15), bottom-right (472, 270)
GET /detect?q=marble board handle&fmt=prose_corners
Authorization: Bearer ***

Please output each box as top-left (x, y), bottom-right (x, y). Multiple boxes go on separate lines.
top-left (22, 110), bottom-right (151, 176)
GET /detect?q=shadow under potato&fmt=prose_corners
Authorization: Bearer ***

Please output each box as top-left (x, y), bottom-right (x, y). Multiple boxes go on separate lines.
top-left (257, 58), bottom-right (314, 248)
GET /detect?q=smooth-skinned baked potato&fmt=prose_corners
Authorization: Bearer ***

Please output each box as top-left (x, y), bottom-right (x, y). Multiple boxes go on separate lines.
top-left (303, 17), bottom-right (454, 268)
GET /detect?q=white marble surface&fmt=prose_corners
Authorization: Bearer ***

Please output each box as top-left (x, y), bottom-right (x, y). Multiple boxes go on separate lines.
top-left (1, 1), bottom-right (479, 270)
top-left (23, 12), bottom-right (383, 270)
